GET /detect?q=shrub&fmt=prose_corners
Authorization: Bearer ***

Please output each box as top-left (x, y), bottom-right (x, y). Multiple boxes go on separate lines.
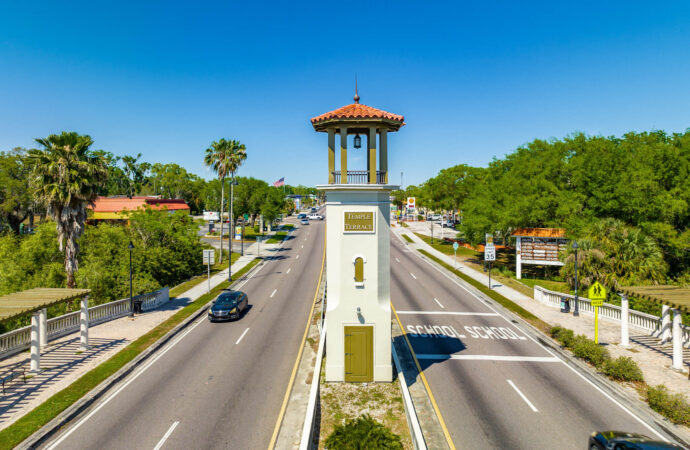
top-left (603, 356), bottom-right (644, 382)
top-left (550, 326), bottom-right (575, 348)
top-left (646, 385), bottom-right (690, 425)
top-left (571, 334), bottom-right (610, 368)
top-left (324, 414), bottom-right (403, 450)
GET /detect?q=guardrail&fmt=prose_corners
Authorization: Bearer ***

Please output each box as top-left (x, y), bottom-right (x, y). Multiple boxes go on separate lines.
top-left (533, 285), bottom-right (690, 346)
top-left (0, 287), bottom-right (169, 360)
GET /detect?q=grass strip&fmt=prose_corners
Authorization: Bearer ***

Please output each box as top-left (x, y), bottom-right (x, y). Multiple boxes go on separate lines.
top-left (417, 249), bottom-right (549, 333)
top-left (0, 258), bottom-right (261, 450)
top-left (413, 232), bottom-right (477, 257)
top-left (401, 234), bottom-right (413, 243)
top-left (267, 231), bottom-right (288, 244)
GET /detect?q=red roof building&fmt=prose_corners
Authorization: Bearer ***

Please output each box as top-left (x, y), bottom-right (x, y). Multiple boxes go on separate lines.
top-left (89, 196), bottom-right (190, 220)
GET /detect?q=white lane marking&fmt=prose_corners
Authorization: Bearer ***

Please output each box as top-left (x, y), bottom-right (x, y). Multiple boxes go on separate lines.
top-left (395, 257), bottom-right (400, 263)
top-left (410, 272), bottom-right (416, 280)
top-left (286, 268), bottom-right (291, 274)
top-left (154, 421), bottom-right (180, 450)
top-left (416, 354), bottom-right (560, 362)
top-left (396, 311), bottom-right (498, 316)
top-left (47, 261), bottom-right (269, 449)
top-left (408, 244), bottom-right (667, 440)
top-left (296, 255), bottom-right (300, 260)
top-left (301, 245), bottom-right (304, 249)
top-left (434, 298), bottom-right (445, 309)
top-left (236, 328), bottom-right (250, 345)
top-left (270, 289), bottom-right (277, 298)
top-left (45, 315), bottom-right (207, 449)
top-left (507, 379), bottom-right (539, 412)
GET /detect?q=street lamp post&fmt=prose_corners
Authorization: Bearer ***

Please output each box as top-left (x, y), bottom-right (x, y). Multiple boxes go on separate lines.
top-left (229, 178), bottom-right (239, 282)
top-left (572, 240), bottom-right (579, 317)
top-left (128, 241), bottom-right (134, 317)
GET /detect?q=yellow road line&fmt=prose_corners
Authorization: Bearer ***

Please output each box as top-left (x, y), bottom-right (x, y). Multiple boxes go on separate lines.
top-left (391, 301), bottom-right (457, 450)
top-left (268, 229), bottom-right (326, 449)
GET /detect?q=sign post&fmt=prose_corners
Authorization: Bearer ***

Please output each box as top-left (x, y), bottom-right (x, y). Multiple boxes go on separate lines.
top-left (484, 234), bottom-right (496, 289)
top-left (453, 242), bottom-right (459, 270)
top-left (203, 249), bottom-right (215, 294)
top-left (588, 281), bottom-right (607, 344)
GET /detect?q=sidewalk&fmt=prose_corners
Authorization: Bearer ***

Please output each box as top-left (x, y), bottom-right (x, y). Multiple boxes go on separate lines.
top-left (0, 234), bottom-right (289, 432)
top-left (392, 225), bottom-right (690, 401)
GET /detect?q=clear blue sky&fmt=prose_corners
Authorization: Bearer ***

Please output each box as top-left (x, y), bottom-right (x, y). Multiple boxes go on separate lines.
top-left (2, 1), bottom-right (690, 187)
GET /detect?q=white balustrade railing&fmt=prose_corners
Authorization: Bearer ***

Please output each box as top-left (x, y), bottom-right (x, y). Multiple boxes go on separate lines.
top-left (0, 288), bottom-right (169, 359)
top-left (533, 285), bottom-right (690, 346)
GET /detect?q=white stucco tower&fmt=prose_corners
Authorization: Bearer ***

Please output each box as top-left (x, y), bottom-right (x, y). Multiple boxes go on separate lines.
top-left (311, 90), bottom-right (405, 382)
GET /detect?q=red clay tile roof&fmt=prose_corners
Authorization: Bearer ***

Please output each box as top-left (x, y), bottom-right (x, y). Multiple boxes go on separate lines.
top-left (511, 228), bottom-right (567, 238)
top-left (91, 196), bottom-right (190, 213)
top-left (311, 103), bottom-right (405, 124)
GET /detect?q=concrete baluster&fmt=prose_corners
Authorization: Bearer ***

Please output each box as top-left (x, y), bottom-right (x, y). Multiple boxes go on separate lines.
top-left (661, 305), bottom-right (671, 344)
top-left (672, 308), bottom-right (684, 371)
top-left (620, 293), bottom-right (629, 347)
top-left (80, 296), bottom-right (89, 351)
top-left (30, 312), bottom-right (40, 374)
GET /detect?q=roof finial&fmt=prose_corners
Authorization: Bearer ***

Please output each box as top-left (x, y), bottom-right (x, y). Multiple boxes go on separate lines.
top-left (354, 76), bottom-right (360, 104)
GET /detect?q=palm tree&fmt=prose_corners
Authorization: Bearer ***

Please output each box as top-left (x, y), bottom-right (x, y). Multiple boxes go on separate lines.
top-left (204, 139), bottom-right (247, 264)
top-left (27, 132), bottom-right (108, 288)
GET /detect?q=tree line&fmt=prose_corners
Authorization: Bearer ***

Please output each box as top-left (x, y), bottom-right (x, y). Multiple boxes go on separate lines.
top-left (395, 130), bottom-right (690, 287)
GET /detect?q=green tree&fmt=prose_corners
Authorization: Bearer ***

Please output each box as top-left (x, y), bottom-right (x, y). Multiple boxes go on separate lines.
top-left (0, 148), bottom-right (34, 233)
top-left (27, 132), bottom-right (108, 288)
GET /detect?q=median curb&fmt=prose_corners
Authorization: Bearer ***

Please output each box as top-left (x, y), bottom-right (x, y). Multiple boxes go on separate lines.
top-left (17, 260), bottom-right (265, 450)
top-left (411, 247), bottom-right (690, 448)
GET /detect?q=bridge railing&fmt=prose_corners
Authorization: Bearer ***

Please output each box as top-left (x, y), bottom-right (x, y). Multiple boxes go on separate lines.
top-left (533, 285), bottom-right (690, 345)
top-left (0, 287), bottom-right (169, 360)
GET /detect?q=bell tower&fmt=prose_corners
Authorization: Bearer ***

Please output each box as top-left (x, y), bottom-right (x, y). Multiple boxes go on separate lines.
top-left (311, 91), bottom-right (404, 382)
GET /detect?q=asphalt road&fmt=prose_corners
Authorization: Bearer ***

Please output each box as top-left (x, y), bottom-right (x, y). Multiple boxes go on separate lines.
top-left (42, 217), bottom-right (325, 450)
top-left (390, 235), bottom-right (672, 449)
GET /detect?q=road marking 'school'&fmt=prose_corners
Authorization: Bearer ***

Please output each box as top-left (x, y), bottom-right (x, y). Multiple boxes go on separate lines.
top-left (433, 298), bottom-right (444, 308)
top-left (416, 354), bottom-right (559, 363)
top-left (270, 289), bottom-right (277, 298)
top-left (236, 328), bottom-right (250, 345)
top-left (397, 311), bottom-right (498, 316)
top-left (154, 421), bottom-right (180, 450)
top-left (507, 379), bottom-right (539, 412)
top-left (410, 272), bottom-right (417, 279)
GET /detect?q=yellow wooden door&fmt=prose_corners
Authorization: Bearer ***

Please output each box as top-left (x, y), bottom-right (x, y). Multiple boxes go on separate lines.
top-left (344, 326), bottom-right (373, 382)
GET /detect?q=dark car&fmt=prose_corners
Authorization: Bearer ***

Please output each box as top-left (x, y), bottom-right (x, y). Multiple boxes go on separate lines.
top-left (208, 290), bottom-right (248, 322)
top-left (589, 431), bottom-right (682, 450)
top-left (297, 213), bottom-right (307, 219)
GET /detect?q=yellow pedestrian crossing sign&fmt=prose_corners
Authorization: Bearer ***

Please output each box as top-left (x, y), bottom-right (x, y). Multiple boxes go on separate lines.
top-left (588, 281), bottom-right (606, 306)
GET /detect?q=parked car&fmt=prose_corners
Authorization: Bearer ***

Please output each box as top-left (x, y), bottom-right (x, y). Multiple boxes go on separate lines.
top-left (427, 214), bottom-right (443, 223)
top-left (300, 218), bottom-right (309, 225)
top-left (589, 431), bottom-right (682, 449)
top-left (208, 290), bottom-right (248, 322)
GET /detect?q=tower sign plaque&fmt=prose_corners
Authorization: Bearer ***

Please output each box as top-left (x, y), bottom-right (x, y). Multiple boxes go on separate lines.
top-left (344, 211), bottom-right (375, 233)
top-left (312, 89), bottom-right (405, 382)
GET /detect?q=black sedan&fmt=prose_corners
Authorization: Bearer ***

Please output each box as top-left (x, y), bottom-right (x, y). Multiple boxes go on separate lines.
top-left (589, 431), bottom-right (682, 449)
top-left (208, 290), bottom-right (248, 322)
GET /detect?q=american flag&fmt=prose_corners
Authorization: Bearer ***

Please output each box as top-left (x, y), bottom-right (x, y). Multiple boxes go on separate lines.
top-left (273, 177), bottom-right (285, 187)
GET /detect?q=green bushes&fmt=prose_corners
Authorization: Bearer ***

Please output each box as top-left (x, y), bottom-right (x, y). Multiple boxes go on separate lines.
top-left (402, 234), bottom-right (413, 243)
top-left (646, 385), bottom-right (690, 425)
top-left (549, 326), bottom-right (643, 382)
top-left (324, 414), bottom-right (403, 450)
top-left (603, 357), bottom-right (644, 382)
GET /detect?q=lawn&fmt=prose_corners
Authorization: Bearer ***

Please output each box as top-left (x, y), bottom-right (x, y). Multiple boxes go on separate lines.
top-left (412, 232), bottom-right (479, 257)
top-left (267, 231), bottom-right (288, 244)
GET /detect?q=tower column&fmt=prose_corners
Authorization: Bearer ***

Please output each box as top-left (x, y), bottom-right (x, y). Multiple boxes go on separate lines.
top-left (368, 126), bottom-right (377, 184)
top-left (340, 127), bottom-right (348, 184)
top-left (328, 128), bottom-right (335, 184)
top-left (380, 129), bottom-right (388, 183)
